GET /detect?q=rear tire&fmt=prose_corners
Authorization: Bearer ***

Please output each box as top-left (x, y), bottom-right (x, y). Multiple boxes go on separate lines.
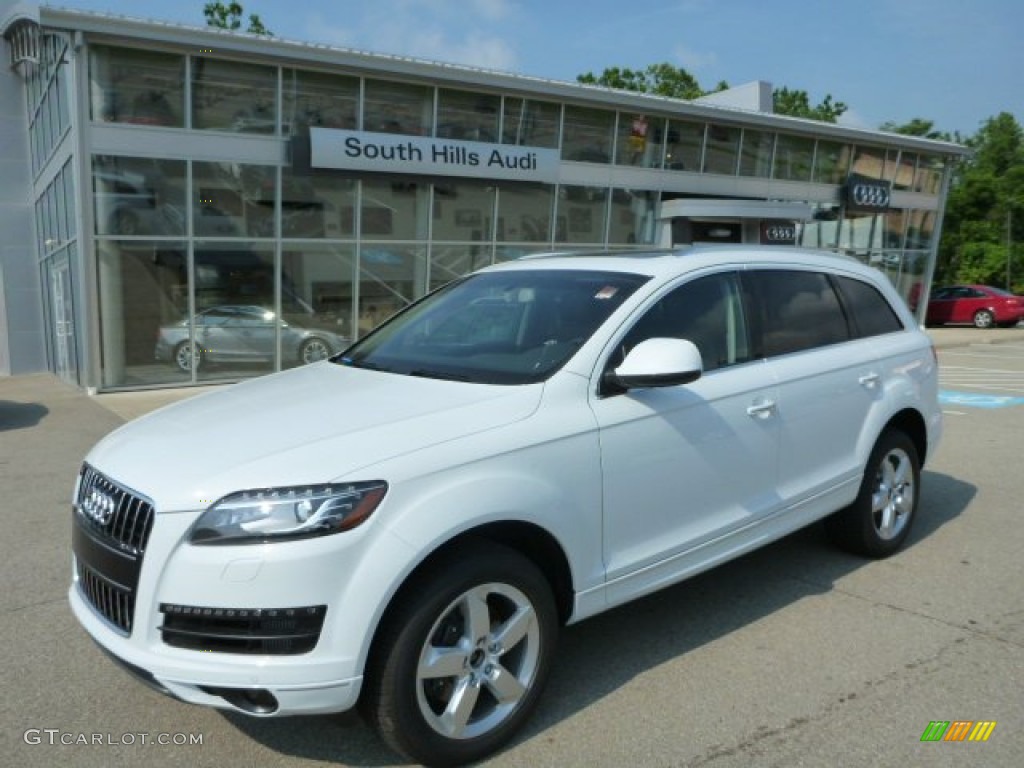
top-left (826, 430), bottom-right (920, 558)
top-left (360, 541), bottom-right (558, 766)
top-left (973, 309), bottom-right (995, 328)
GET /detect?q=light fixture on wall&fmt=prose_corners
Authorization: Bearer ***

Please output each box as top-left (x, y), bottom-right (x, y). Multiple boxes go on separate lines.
top-left (708, 227), bottom-right (733, 238)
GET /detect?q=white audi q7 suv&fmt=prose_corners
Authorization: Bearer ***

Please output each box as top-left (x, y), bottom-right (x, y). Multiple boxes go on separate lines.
top-left (70, 246), bottom-right (941, 766)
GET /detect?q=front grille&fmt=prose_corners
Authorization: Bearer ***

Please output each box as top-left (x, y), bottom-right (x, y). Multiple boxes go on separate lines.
top-left (160, 604), bottom-right (327, 655)
top-left (72, 464), bottom-right (155, 634)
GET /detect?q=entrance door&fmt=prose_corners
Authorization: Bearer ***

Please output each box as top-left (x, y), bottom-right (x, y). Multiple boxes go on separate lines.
top-left (49, 260), bottom-right (79, 385)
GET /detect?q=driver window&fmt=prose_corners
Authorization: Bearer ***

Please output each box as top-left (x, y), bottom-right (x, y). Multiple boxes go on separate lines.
top-left (616, 272), bottom-right (750, 372)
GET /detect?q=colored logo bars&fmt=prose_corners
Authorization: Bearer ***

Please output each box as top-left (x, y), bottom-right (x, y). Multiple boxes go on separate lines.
top-left (920, 721), bottom-right (997, 742)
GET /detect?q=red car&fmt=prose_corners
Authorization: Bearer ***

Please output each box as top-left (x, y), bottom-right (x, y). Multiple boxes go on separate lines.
top-left (926, 285), bottom-right (1024, 328)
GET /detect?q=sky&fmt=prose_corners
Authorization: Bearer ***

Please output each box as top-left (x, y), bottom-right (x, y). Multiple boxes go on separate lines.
top-left (44, 0), bottom-right (1024, 138)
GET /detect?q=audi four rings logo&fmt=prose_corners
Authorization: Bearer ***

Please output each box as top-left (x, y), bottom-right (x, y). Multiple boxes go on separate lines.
top-left (764, 225), bottom-right (796, 241)
top-left (851, 183), bottom-right (891, 208)
top-left (81, 489), bottom-right (117, 526)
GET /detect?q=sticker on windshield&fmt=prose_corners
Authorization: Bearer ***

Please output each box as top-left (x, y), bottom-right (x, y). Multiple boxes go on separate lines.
top-left (594, 286), bottom-right (619, 300)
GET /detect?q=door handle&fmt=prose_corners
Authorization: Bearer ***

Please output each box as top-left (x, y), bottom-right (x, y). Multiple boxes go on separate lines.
top-left (746, 400), bottom-right (777, 419)
top-left (858, 373), bottom-right (881, 389)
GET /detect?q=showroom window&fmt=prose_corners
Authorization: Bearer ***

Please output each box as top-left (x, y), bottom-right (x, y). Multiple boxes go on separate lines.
top-left (703, 124), bottom-right (741, 175)
top-left (281, 243), bottom-right (357, 365)
top-left (812, 141), bottom-right (851, 184)
top-left (437, 89), bottom-right (500, 142)
top-left (608, 189), bottom-right (657, 245)
top-left (556, 186), bottom-right (608, 244)
top-left (192, 162), bottom-right (276, 238)
top-left (562, 106), bottom-right (615, 163)
top-left (772, 134), bottom-right (814, 182)
top-left (501, 97), bottom-right (560, 148)
top-left (496, 183), bottom-right (553, 243)
top-left (280, 166), bottom-right (355, 239)
top-left (615, 114), bottom-right (661, 168)
top-left (282, 68), bottom-right (358, 135)
top-left (89, 45), bottom-right (184, 128)
top-left (93, 156), bottom-right (187, 238)
top-left (663, 119), bottom-right (705, 172)
top-left (192, 57), bottom-right (278, 133)
top-left (363, 79), bottom-right (433, 136)
top-left (739, 129), bottom-right (775, 178)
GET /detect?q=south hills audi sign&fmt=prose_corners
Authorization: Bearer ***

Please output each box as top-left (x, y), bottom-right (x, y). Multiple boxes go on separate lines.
top-left (310, 127), bottom-right (560, 183)
top-left (845, 173), bottom-right (892, 214)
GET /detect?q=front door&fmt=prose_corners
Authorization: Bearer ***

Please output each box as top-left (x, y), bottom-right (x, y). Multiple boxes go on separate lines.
top-left (591, 271), bottom-right (780, 603)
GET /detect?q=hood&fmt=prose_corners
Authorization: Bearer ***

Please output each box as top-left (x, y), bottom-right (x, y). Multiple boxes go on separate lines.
top-left (86, 363), bottom-right (543, 512)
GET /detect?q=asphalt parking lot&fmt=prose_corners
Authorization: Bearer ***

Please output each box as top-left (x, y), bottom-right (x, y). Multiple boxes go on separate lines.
top-left (2, 326), bottom-right (1022, 767)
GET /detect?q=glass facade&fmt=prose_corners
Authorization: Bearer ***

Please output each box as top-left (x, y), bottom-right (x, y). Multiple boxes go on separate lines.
top-left (53, 41), bottom-right (956, 389)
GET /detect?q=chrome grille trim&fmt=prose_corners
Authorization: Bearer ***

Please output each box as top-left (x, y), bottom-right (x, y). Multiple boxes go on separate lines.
top-left (75, 464), bottom-right (155, 555)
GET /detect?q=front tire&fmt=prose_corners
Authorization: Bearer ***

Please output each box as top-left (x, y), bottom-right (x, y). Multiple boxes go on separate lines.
top-left (973, 309), bottom-right (995, 328)
top-left (173, 340), bottom-right (201, 372)
top-left (826, 430), bottom-right (920, 558)
top-left (361, 542), bottom-right (558, 766)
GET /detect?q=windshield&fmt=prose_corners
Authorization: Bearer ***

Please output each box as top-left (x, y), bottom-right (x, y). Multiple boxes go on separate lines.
top-left (338, 269), bottom-right (648, 384)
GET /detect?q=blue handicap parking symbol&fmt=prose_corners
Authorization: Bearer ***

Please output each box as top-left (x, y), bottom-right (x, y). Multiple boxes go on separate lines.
top-left (939, 390), bottom-right (1024, 409)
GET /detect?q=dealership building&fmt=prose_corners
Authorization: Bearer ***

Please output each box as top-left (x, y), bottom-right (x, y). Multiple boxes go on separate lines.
top-left (1, 2), bottom-right (970, 391)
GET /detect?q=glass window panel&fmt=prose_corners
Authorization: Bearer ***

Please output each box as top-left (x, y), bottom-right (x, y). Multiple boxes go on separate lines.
top-left (94, 156), bottom-right (187, 237)
top-left (431, 180), bottom-right (495, 241)
top-left (429, 244), bottom-right (493, 291)
top-left (556, 186), bottom-right (607, 243)
top-left (739, 129), bottom-right (774, 177)
top-left (663, 120), bottom-right (703, 172)
top-left (851, 145), bottom-right (887, 180)
top-left (358, 244), bottom-right (428, 336)
top-left (883, 210), bottom-right (907, 250)
top-left (914, 155), bottom-right (944, 194)
top-left (608, 189), bottom-right (657, 245)
top-left (615, 114), bottom-right (660, 168)
top-left (773, 134), bottom-right (814, 181)
top-left (363, 79), bottom-right (432, 136)
top-left (281, 243), bottom-right (356, 367)
top-left (906, 210), bottom-right (935, 250)
top-left (502, 97), bottom-right (560, 148)
top-left (891, 151), bottom-right (917, 191)
top-left (55, 169), bottom-right (67, 245)
top-left (280, 167), bottom-right (355, 239)
top-left (193, 242), bottom-right (277, 381)
top-left (703, 124), bottom-right (740, 175)
top-left (192, 57), bottom-right (277, 133)
top-left (56, 64), bottom-right (70, 134)
top-left (360, 178), bottom-right (428, 240)
top-left (63, 161), bottom-right (77, 239)
top-left (436, 89), bottom-right (500, 142)
top-left (193, 161), bottom-right (275, 238)
top-left (813, 141), bottom-right (851, 184)
top-left (97, 240), bottom-right (190, 387)
top-left (282, 68), bottom-right (358, 135)
top-left (496, 183), bottom-right (553, 242)
top-left (89, 45), bottom-right (184, 127)
top-left (562, 106), bottom-right (614, 163)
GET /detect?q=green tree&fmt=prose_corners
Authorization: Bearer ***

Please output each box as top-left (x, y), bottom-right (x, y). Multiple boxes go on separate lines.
top-left (879, 117), bottom-right (952, 141)
top-left (576, 63), bottom-right (707, 100)
top-left (938, 113), bottom-right (1024, 291)
top-left (772, 87), bottom-right (847, 123)
top-left (203, 2), bottom-right (272, 35)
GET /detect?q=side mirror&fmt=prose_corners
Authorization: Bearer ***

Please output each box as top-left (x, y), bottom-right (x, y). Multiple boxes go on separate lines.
top-left (612, 338), bottom-right (703, 390)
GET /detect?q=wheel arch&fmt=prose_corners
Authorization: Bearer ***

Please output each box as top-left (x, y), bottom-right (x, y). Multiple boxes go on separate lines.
top-left (362, 521), bottom-right (575, 683)
top-left (882, 407), bottom-right (928, 466)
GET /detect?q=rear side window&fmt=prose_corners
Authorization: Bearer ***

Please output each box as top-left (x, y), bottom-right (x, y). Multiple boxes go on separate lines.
top-left (833, 276), bottom-right (904, 338)
top-left (745, 270), bottom-right (849, 357)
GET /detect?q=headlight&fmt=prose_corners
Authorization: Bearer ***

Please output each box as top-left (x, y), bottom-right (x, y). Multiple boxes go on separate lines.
top-left (189, 481), bottom-right (387, 544)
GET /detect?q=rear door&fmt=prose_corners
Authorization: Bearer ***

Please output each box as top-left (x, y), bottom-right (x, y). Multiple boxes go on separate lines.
top-left (743, 269), bottom-right (882, 508)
